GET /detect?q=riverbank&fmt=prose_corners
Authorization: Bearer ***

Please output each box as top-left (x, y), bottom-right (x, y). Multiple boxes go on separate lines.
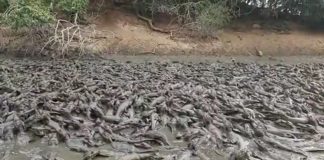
top-left (2, 7), bottom-right (324, 57)
top-left (2, 54), bottom-right (324, 64)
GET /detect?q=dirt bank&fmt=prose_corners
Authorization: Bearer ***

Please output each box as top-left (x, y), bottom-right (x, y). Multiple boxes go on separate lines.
top-left (82, 8), bottom-right (324, 56)
top-left (1, 7), bottom-right (324, 56)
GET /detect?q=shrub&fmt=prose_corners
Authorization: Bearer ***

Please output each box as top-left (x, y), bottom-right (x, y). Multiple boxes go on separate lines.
top-left (2, 0), bottom-right (54, 29)
top-left (0, 0), bottom-right (9, 13)
top-left (56, 0), bottom-right (89, 16)
top-left (196, 2), bottom-right (232, 33)
top-left (0, 0), bottom-right (89, 29)
top-left (137, 0), bottom-right (232, 33)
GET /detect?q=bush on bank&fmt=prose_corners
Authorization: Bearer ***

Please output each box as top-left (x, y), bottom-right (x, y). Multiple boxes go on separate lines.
top-left (0, 0), bottom-right (88, 28)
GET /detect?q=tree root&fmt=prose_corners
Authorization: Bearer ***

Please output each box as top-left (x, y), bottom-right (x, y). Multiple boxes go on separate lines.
top-left (136, 13), bottom-right (171, 34)
top-left (133, 0), bottom-right (170, 34)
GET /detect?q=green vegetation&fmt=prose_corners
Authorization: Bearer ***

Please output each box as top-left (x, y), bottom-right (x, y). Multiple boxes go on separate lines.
top-left (196, 2), bottom-right (232, 33)
top-left (134, 0), bottom-right (232, 30)
top-left (0, 0), bottom-right (88, 28)
top-left (57, 0), bottom-right (88, 15)
top-left (0, 0), bottom-right (9, 13)
top-left (2, 0), bottom-right (54, 29)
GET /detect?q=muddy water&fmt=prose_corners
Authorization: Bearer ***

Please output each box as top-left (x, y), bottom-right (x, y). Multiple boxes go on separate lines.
top-left (2, 54), bottom-right (324, 64)
top-left (103, 55), bottom-right (324, 64)
top-left (0, 139), bottom-right (82, 160)
top-left (0, 128), bottom-right (226, 160)
top-left (2, 135), bottom-right (323, 160)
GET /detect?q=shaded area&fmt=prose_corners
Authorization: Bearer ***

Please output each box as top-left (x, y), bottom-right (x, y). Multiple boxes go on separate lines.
top-left (1, 58), bottom-right (324, 160)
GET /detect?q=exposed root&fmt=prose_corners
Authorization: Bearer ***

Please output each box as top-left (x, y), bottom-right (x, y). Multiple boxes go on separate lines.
top-left (133, 0), bottom-right (170, 34)
top-left (136, 13), bottom-right (171, 34)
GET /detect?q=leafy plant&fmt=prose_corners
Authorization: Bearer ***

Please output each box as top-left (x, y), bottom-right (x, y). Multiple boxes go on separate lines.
top-left (0, 0), bottom-right (89, 29)
top-left (136, 0), bottom-right (232, 34)
top-left (0, 0), bottom-right (9, 13)
top-left (56, 0), bottom-right (89, 16)
top-left (2, 0), bottom-right (54, 29)
top-left (196, 2), bottom-right (232, 32)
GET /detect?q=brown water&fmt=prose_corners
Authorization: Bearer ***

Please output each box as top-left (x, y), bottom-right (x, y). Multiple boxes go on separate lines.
top-left (103, 55), bottom-right (324, 64)
top-left (2, 54), bottom-right (324, 64)
top-left (0, 127), bottom-right (227, 160)
top-left (0, 139), bottom-right (82, 160)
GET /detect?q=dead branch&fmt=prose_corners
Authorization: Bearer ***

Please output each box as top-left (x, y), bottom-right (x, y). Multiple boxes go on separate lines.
top-left (40, 17), bottom-right (108, 56)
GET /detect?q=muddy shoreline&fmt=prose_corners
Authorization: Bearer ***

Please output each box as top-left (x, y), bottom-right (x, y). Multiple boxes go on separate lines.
top-left (1, 57), bottom-right (324, 160)
top-left (2, 54), bottom-right (324, 64)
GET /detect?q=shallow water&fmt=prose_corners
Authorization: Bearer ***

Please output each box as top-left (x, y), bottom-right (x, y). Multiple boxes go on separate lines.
top-left (2, 54), bottom-right (324, 64)
top-left (103, 55), bottom-right (324, 64)
top-left (1, 139), bottom-right (82, 160)
top-left (0, 127), bottom-right (227, 160)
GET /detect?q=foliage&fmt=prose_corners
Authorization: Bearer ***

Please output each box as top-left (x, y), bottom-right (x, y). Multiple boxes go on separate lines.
top-left (56, 0), bottom-right (89, 16)
top-left (151, 0), bottom-right (208, 24)
top-left (0, 0), bottom-right (88, 29)
top-left (196, 2), bottom-right (231, 32)
top-left (2, 0), bottom-right (53, 29)
top-left (0, 0), bottom-right (9, 13)
top-left (135, 0), bottom-right (232, 33)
